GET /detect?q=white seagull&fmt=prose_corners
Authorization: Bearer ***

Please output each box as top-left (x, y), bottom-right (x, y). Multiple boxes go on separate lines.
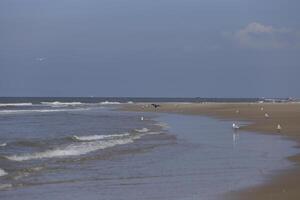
top-left (36, 57), bottom-right (46, 62)
top-left (277, 124), bottom-right (282, 132)
top-left (232, 123), bottom-right (240, 130)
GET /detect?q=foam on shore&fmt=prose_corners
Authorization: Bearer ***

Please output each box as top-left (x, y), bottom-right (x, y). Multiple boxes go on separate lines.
top-left (5, 130), bottom-right (156, 162)
top-left (0, 168), bottom-right (7, 177)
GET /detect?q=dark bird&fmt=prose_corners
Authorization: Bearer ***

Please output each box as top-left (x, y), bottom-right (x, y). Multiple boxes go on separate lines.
top-left (151, 104), bottom-right (160, 109)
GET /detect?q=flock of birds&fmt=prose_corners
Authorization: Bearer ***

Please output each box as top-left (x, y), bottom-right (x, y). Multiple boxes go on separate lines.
top-left (139, 103), bottom-right (282, 134)
top-left (232, 106), bottom-right (282, 133)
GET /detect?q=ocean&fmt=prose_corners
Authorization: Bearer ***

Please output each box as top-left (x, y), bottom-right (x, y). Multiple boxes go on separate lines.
top-left (0, 98), bottom-right (298, 199)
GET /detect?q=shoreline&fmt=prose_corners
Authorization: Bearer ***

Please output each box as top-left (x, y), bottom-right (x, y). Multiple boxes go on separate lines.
top-left (121, 102), bottom-right (300, 200)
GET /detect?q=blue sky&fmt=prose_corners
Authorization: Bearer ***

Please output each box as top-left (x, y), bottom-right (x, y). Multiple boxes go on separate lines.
top-left (1, 0), bottom-right (300, 97)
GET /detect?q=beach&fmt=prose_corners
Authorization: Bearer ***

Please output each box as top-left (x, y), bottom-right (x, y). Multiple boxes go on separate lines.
top-left (1, 100), bottom-right (300, 200)
top-left (123, 102), bottom-right (300, 200)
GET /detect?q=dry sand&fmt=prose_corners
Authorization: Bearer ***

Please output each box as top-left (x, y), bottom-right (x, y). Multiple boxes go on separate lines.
top-left (122, 102), bottom-right (300, 200)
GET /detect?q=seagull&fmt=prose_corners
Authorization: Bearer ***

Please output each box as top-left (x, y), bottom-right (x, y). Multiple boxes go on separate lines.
top-left (264, 113), bottom-right (269, 118)
top-left (36, 57), bottom-right (46, 62)
top-left (277, 124), bottom-right (282, 132)
top-left (260, 107), bottom-right (264, 111)
top-left (232, 123), bottom-right (240, 130)
top-left (141, 116), bottom-right (144, 121)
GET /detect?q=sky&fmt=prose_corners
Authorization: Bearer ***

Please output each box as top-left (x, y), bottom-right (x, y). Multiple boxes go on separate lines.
top-left (1, 0), bottom-right (300, 97)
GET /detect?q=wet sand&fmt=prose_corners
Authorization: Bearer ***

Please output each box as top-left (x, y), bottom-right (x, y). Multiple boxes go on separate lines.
top-left (122, 102), bottom-right (300, 200)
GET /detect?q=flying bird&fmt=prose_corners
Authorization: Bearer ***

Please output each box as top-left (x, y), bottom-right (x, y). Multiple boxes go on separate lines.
top-left (36, 57), bottom-right (46, 62)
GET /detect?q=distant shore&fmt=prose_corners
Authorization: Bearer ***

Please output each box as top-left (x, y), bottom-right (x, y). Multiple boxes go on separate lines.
top-left (122, 102), bottom-right (300, 200)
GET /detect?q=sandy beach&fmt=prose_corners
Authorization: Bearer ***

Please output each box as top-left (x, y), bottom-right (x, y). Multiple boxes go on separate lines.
top-left (122, 102), bottom-right (300, 200)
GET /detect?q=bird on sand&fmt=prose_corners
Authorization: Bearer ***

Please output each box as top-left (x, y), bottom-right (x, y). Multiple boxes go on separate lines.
top-left (277, 124), bottom-right (282, 132)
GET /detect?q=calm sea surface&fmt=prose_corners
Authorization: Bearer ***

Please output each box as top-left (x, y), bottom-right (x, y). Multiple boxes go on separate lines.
top-left (0, 99), bottom-right (298, 200)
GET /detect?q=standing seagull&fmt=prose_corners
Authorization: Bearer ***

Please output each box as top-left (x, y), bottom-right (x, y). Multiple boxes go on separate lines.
top-left (232, 123), bottom-right (240, 130)
top-left (264, 113), bottom-right (269, 118)
top-left (277, 124), bottom-right (282, 132)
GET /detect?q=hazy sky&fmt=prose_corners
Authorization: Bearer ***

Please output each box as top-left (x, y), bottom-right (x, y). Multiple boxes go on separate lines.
top-left (1, 0), bottom-right (300, 97)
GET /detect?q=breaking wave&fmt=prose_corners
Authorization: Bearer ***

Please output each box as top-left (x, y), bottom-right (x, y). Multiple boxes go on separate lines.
top-left (100, 101), bottom-right (121, 105)
top-left (0, 108), bottom-right (89, 115)
top-left (0, 103), bottom-right (33, 107)
top-left (4, 127), bottom-right (162, 162)
top-left (135, 128), bottom-right (149, 133)
top-left (72, 133), bottom-right (130, 141)
top-left (0, 184), bottom-right (12, 190)
top-left (0, 168), bottom-right (7, 177)
top-left (41, 101), bottom-right (83, 107)
top-left (6, 139), bottom-right (134, 162)
top-left (154, 122), bottom-right (170, 130)
top-left (0, 143), bottom-right (7, 147)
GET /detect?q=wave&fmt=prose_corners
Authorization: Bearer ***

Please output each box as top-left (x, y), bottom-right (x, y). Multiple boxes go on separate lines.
top-left (0, 168), bottom-right (7, 177)
top-left (135, 128), bottom-right (149, 133)
top-left (100, 101), bottom-right (121, 105)
top-left (41, 101), bottom-right (83, 107)
top-left (154, 122), bottom-right (170, 130)
top-left (0, 108), bottom-right (89, 115)
top-left (13, 166), bottom-right (44, 180)
top-left (72, 133), bottom-right (130, 141)
top-left (0, 103), bottom-right (32, 107)
top-left (0, 184), bottom-right (12, 190)
top-left (0, 143), bottom-right (7, 147)
top-left (5, 129), bottom-right (162, 162)
top-left (5, 134), bottom-right (142, 162)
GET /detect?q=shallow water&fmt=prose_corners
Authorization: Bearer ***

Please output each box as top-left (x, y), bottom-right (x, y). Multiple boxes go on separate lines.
top-left (0, 103), bottom-right (298, 200)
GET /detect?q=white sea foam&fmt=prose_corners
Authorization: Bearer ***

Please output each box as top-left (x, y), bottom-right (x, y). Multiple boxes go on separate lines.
top-left (0, 143), bottom-right (7, 147)
top-left (154, 122), bottom-right (170, 130)
top-left (73, 133), bottom-right (130, 141)
top-left (41, 101), bottom-right (83, 107)
top-left (6, 134), bottom-right (142, 162)
top-left (0, 103), bottom-right (32, 107)
top-left (13, 166), bottom-right (44, 180)
top-left (5, 129), bottom-right (163, 162)
top-left (146, 131), bottom-right (162, 135)
top-left (0, 168), bottom-right (7, 177)
top-left (0, 108), bottom-right (89, 115)
top-left (127, 101), bottom-right (134, 104)
top-left (100, 101), bottom-right (121, 105)
top-left (135, 128), bottom-right (149, 133)
top-left (0, 184), bottom-right (12, 190)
